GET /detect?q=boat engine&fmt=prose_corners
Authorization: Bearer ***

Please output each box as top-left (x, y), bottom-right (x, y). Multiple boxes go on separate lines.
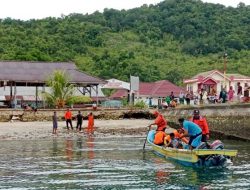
top-left (210, 140), bottom-right (224, 150)
top-left (203, 140), bottom-right (228, 166)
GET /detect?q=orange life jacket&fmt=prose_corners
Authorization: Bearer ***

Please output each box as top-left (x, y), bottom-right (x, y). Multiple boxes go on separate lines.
top-left (155, 114), bottom-right (167, 131)
top-left (154, 131), bottom-right (166, 145)
top-left (190, 116), bottom-right (209, 135)
top-left (164, 130), bottom-right (189, 145)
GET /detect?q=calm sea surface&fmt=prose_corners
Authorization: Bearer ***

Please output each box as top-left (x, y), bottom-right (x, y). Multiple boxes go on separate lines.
top-left (0, 135), bottom-right (249, 190)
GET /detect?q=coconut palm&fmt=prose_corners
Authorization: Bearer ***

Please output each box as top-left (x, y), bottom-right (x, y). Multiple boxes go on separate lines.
top-left (43, 70), bottom-right (75, 108)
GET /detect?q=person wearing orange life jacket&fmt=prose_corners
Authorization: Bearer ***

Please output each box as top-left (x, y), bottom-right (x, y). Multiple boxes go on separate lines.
top-left (150, 111), bottom-right (167, 146)
top-left (149, 111), bottom-right (167, 132)
top-left (154, 131), bottom-right (166, 146)
top-left (164, 129), bottom-right (188, 148)
top-left (189, 109), bottom-right (209, 142)
top-left (173, 129), bottom-right (189, 144)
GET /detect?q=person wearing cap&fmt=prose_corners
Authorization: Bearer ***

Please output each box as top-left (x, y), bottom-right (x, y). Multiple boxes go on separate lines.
top-left (189, 109), bottom-right (209, 142)
top-left (178, 118), bottom-right (202, 150)
top-left (149, 111), bottom-right (167, 132)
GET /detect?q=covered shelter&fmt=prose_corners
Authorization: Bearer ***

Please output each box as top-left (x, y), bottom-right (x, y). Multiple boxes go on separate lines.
top-left (0, 61), bottom-right (106, 108)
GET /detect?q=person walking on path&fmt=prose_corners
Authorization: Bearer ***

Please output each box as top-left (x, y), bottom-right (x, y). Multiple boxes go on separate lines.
top-left (52, 111), bottom-right (58, 135)
top-left (65, 108), bottom-right (73, 130)
top-left (76, 111), bottom-right (83, 132)
top-left (87, 112), bottom-right (95, 134)
top-left (189, 109), bottom-right (209, 142)
top-left (178, 118), bottom-right (202, 150)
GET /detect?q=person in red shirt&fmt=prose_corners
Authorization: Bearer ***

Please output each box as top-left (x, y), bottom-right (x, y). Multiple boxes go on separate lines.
top-left (150, 111), bottom-right (167, 146)
top-left (64, 108), bottom-right (73, 130)
top-left (189, 109), bottom-right (209, 142)
top-left (150, 111), bottom-right (167, 132)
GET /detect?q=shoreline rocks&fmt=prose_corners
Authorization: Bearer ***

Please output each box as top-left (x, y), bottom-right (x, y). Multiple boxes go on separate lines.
top-left (0, 103), bottom-right (249, 141)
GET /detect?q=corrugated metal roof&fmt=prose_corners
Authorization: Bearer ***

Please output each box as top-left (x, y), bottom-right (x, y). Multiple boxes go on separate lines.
top-left (140, 80), bottom-right (184, 97)
top-left (0, 61), bottom-right (105, 85)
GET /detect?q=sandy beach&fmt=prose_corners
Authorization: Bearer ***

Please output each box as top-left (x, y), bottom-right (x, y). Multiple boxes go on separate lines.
top-left (0, 119), bottom-right (175, 140)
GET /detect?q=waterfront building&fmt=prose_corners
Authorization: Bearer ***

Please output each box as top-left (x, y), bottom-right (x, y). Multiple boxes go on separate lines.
top-left (184, 70), bottom-right (250, 96)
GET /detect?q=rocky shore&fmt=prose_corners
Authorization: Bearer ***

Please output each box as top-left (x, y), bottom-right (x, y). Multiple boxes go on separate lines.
top-left (0, 103), bottom-right (249, 141)
top-left (0, 119), bottom-right (152, 140)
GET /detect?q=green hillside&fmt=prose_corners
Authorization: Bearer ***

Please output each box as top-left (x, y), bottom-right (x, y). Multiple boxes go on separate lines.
top-left (0, 0), bottom-right (249, 85)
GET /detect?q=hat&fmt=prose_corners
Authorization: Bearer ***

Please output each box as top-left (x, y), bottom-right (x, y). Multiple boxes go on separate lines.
top-left (193, 109), bottom-right (200, 115)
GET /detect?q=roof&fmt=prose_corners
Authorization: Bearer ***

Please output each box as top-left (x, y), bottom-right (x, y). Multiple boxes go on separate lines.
top-left (0, 61), bottom-right (105, 85)
top-left (110, 80), bottom-right (184, 98)
top-left (226, 73), bottom-right (250, 80)
top-left (186, 69), bottom-right (250, 82)
top-left (191, 70), bottom-right (217, 79)
top-left (109, 89), bottom-right (128, 99)
top-left (140, 80), bottom-right (184, 97)
top-left (101, 78), bottom-right (130, 90)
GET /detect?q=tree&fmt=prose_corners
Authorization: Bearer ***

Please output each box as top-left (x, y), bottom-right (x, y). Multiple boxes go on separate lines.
top-left (42, 70), bottom-right (75, 108)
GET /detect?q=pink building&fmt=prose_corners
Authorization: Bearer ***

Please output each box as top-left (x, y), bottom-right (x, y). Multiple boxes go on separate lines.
top-left (184, 70), bottom-right (250, 95)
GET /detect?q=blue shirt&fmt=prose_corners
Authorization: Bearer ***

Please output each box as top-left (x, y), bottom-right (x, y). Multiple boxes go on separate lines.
top-left (183, 120), bottom-right (202, 136)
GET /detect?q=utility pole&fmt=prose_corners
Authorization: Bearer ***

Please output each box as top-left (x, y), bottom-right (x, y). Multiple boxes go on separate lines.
top-left (223, 52), bottom-right (228, 88)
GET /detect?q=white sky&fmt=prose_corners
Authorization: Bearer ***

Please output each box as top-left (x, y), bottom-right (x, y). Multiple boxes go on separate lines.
top-left (0, 0), bottom-right (249, 21)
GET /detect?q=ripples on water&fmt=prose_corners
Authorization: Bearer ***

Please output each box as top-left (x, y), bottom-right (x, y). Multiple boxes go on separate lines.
top-left (0, 136), bottom-right (249, 190)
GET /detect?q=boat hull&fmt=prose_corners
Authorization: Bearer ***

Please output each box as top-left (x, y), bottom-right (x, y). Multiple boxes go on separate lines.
top-left (147, 130), bottom-right (237, 167)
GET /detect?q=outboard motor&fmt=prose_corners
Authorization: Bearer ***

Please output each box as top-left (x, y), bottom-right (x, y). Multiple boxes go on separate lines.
top-left (196, 142), bottom-right (209, 149)
top-left (210, 140), bottom-right (224, 150)
top-left (204, 140), bottom-right (227, 166)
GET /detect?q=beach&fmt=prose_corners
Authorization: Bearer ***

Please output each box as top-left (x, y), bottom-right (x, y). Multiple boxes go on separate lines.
top-left (0, 119), bottom-right (174, 140)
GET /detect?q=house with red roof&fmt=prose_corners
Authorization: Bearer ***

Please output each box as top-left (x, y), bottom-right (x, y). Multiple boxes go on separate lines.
top-left (110, 80), bottom-right (184, 106)
top-left (184, 70), bottom-right (250, 95)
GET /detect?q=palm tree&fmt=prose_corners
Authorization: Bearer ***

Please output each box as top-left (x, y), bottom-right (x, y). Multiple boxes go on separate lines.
top-left (43, 70), bottom-right (75, 108)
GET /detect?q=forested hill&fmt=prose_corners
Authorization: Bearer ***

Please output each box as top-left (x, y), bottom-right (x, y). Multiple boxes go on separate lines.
top-left (0, 0), bottom-right (249, 85)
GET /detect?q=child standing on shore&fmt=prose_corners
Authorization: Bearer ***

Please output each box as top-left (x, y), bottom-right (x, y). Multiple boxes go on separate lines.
top-left (52, 111), bottom-right (58, 135)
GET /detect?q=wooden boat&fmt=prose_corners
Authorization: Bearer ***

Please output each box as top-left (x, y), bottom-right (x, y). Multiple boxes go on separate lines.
top-left (147, 130), bottom-right (238, 167)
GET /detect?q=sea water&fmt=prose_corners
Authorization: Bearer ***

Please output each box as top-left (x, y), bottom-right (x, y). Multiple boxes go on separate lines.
top-left (0, 136), bottom-right (249, 189)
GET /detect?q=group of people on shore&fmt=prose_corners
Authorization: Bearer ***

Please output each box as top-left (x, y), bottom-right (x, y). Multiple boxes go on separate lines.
top-left (150, 109), bottom-right (209, 150)
top-left (163, 82), bottom-right (250, 108)
top-left (52, 109), bottom-right (95, 135)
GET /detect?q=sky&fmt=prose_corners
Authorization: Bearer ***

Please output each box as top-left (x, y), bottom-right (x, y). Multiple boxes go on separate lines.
top-left (0, 0), bottom-right (249, 21)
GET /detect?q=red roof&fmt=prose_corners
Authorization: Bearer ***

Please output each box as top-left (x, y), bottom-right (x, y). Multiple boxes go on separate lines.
top-left (109, 89), bottom-right (128, 99)
top-left (110, 80), bottom-right (184, 98)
